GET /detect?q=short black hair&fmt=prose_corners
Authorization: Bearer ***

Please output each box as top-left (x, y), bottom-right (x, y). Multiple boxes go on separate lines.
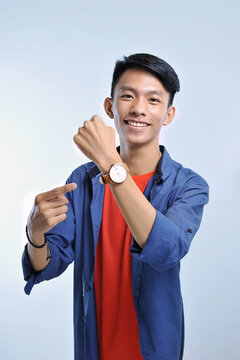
top-left (110, 53), bottom-right (180, 106)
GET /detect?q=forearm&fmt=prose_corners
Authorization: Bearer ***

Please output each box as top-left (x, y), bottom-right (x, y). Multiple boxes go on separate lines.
top-left (73, 116), bottom-right (157, 248)
top-left (27, 234), bottom-right (50, 272)
top-left (109, 174), bottom-right (156, 248)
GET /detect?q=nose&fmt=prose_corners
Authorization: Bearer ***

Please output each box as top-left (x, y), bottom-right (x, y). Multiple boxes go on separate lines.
top-left (129, 97), bottom-right (147, 117)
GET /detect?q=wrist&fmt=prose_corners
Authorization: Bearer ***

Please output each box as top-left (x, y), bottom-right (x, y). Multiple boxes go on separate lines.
top-left (32, 234), bottom-right (46, 246)
top-left (98, 153), bottom-right (122, 174)
top-left (26, 225), bottom-right (46, 248)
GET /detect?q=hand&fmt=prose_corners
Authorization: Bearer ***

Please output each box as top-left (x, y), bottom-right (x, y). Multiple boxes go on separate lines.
top-left (27, 183), bottom-right (77, 243)
top-left (73, 115), bottom-right (121, 172)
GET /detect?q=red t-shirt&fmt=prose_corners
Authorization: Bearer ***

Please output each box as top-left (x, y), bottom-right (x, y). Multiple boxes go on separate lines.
top-left (94, 171), bottom-right (155, 360)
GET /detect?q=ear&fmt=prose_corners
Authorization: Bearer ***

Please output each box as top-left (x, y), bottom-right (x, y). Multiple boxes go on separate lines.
top-left (162, 105), bottom-right (175, 126)
top-left (104, 97), bottom-right (114, 119)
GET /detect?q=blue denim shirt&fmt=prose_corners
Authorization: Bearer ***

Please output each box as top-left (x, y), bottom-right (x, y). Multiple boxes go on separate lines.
top-left (22, 145), bottom-right (209, 360)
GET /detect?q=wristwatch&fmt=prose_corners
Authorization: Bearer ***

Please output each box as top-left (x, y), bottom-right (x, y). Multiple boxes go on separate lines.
top-left (99, 163), bottom-right (130, 185)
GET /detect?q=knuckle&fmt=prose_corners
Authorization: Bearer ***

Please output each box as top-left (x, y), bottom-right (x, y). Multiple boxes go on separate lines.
top-left (74, 134), bottom-right (81, 145)
top-left (92, 114), bottom-right (99, 121)
top-left (35, 194), bottom-right (41, 205)
top-left (54, 186), bottom-right (63, 196)
top-left (51, 188), bottom-right (58, 197)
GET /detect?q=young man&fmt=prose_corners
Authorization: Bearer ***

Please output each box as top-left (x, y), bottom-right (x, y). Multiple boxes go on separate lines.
top-left (22, 53), bottom-right (209, 360)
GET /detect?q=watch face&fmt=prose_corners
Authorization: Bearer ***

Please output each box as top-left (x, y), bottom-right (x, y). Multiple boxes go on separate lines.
top-left (109, 164), bottom-right (127, 183)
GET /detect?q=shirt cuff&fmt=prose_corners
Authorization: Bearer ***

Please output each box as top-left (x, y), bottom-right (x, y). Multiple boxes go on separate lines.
top-left (22, 241), bottom-right (64, 295)
top-left (130, 210), bottom-right (191, 272)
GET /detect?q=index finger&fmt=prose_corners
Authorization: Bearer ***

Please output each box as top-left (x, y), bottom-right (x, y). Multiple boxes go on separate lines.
top-left (41, 183), bottom-right (77, 201)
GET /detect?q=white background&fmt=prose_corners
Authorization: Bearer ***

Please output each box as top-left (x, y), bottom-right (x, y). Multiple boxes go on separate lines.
top-left (0, 0), bottom-right (239, 359)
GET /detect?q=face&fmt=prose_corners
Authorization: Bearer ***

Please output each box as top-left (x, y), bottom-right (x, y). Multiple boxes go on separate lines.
top-left (104, 68), bottom-right (175, 149)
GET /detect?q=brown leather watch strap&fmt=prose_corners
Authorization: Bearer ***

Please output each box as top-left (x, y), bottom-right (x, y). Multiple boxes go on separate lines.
top-left (100, 172), bottom-right (113, 185)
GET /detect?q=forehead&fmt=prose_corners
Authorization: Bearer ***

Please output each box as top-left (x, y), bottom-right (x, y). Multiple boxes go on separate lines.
top-left (115, 67), bottom-right (168, 96)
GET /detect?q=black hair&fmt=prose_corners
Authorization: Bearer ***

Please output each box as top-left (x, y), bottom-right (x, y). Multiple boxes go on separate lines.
top-left (110, 53), bottom-right (180, 106)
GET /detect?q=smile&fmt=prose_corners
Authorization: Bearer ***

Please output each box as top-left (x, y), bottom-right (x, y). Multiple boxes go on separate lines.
top-left (124, 120), bottom-right (150, 128)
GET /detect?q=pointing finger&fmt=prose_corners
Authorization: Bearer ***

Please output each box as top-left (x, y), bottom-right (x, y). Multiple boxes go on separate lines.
top-left (36, 183), bottom-right (77, 203)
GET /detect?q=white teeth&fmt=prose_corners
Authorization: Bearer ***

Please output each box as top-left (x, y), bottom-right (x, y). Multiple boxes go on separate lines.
top-left (127, 120), bottom-right (148, 127)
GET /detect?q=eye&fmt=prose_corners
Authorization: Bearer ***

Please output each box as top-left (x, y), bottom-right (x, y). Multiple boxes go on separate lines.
top-left (121, 94), bottom-right (133, 99)
top-left (149, 98), bottom-right (160, 103)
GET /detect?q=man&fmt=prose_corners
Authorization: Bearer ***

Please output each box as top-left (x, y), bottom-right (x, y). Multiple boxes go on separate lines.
top-left (22, 53), bottom-right (209, 360)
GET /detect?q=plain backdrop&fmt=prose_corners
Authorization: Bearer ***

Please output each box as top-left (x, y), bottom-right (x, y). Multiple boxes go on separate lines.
top-left (0, 0), bottom-right (239, 359)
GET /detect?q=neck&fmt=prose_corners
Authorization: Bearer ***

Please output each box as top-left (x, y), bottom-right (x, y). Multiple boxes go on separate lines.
top-left (119, 142), bottom-right (162, 176)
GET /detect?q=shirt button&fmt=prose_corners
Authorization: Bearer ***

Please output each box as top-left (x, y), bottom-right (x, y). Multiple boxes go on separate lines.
top-left (187, 228), bottom-right (192, 233)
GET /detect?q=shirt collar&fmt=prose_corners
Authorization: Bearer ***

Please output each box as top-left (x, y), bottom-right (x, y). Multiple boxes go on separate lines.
top-left (88, 145), bottom-right (173, 183)
top-left (155, 145), bottom-right (173, 183)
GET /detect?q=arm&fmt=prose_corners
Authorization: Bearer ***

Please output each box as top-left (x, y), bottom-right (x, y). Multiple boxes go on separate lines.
top-left (129, 178), bottom-right (209, 271)
top-left (73, 115), bottom-right (156, 248)
top-left (73, 115), bottom-right (209, 272)
top-left (108, 174), bottom-right (156, 248)
top-left (22, 181), bottom-right (77, 294)
top-left (104, 170), bottom-right (209, 271)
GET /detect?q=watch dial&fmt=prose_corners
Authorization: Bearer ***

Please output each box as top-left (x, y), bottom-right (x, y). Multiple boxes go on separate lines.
top-left (110, 164), bottom-right (127, 183)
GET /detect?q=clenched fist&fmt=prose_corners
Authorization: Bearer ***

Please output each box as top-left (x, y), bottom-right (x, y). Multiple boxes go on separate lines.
top-left (27, 183), bottom-right (77, 245)
top-left (73, 115), bottom-right (121, 173)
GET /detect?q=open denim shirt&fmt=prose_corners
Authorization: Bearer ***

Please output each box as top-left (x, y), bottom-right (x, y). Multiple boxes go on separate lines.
top-left (22, 145), bottom-right (209, 360)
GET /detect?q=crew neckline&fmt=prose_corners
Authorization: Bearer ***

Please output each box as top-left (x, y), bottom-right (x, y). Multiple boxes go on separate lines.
top-left (131, 170), bottom-right (156, 179)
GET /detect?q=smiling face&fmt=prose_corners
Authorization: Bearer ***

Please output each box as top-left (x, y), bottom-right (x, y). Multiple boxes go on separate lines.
top-left (104, 67), bottom-right (175, 150)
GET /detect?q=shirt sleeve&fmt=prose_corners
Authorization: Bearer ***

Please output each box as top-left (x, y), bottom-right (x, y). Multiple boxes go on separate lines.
top-left (22, 174), bottom-right (76, 295)
top-left (130, 178), bottom-right (209, 272)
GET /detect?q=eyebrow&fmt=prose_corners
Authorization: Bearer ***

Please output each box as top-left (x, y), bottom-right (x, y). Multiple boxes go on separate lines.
top-left (119, 86), bottom-right (165, 97)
